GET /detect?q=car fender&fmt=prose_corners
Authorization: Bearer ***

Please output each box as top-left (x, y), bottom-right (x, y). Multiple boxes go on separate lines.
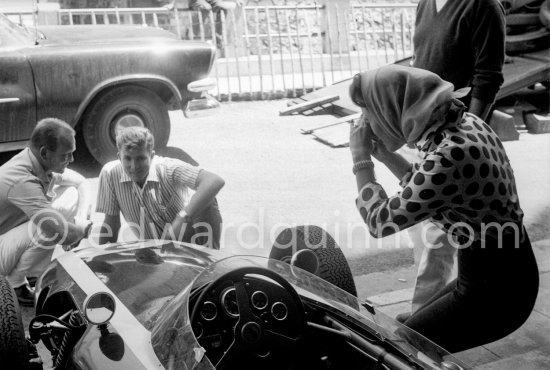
top-left (74, 74), bottom-right (184, 126)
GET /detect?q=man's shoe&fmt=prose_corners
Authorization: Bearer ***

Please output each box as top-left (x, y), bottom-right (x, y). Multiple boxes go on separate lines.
top-left (14, 285), bottom-right (35, 307)
top-left (395, 312), bottom-right (411, 324)
top-left (190, 0), bottom-right (212, 11)
top-left (209, 0), bottom-right (237, 11)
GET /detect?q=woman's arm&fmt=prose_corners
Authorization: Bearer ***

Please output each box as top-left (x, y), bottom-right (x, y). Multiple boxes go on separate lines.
top-left (355, 152), bottom-right (458, 238)
top-left (372, 141), bottom-right (412, 180)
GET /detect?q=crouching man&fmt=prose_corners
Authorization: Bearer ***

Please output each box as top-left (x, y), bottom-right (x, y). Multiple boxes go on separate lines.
top-left (96, 127), bottom-right (224, 249)
top-left (0, 118), bottom-right (93, 306)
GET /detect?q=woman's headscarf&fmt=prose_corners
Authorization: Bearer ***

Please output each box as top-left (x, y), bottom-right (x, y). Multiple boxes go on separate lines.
top-left (349, 64), bottom-right (468, 152)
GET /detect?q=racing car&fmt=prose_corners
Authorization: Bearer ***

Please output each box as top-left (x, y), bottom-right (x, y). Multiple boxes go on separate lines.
top-left (0, 225), bottom-right (469, 370)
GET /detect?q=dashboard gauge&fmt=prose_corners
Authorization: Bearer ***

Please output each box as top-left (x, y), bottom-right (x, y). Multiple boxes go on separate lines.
top-left (271, 302), bottom-right (288, 321)
top-left (200, 301), bottom-right (217, 321)
top-left (221, 287), bottom-right (239, 317)
top-left (193, 321), bottom-right (203, 339)
top-left (251, 291), bottom-right (268, 310)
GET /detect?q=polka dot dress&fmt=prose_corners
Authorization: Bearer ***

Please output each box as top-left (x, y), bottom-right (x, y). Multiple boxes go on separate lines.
top-left (356, 113), bottom-right (523, 241)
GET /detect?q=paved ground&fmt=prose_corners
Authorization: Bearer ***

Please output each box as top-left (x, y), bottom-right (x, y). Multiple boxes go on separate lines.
top-left (69, 100), bottom-right (550, 262)
top-left (358, 238), bottom-right (550, 369)
top-left (4, 99), bottom-right (549, 369)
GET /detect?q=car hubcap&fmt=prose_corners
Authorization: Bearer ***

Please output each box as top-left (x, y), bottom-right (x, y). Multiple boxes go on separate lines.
top-left (112, 113), bottom-right (145, 139)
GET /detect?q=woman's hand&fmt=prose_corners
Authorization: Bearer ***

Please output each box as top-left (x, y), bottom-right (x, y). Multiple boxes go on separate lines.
top-left (349, 117), bottom-right (375, 163)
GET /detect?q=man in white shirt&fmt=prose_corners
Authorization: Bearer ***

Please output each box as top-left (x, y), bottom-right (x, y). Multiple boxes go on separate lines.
top-left (96, 126), bottom-right (224, 249)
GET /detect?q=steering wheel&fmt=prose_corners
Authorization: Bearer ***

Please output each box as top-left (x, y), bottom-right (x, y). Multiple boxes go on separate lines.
top-left (190, 266), bottom-right (307, 369)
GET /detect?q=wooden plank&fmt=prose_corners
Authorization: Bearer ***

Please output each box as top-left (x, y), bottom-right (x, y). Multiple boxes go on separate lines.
top-left (497, 55), bottom-right (550, 99)
top-left (293, 49), bottom-right (549, 118)
top-left (279, 94), bottom-right (339, 116)
top-left (525, 113), bottom-right (550, 134)
top-left (300, 113), bottom-right (361, 134)
top-left (311, 122), bottom-right (353, 147)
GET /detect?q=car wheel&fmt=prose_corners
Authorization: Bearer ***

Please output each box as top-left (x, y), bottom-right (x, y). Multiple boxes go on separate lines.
top-left (506, 27), bottom-right (550, 53)
top-left (270, 225), bottom-right (357, 296)
top-left (0, 276), bottom-right (30, 369)
top-left (540, 0), bottom-right (550, 29)
top-left (82, 85), bottom-right (171, 164)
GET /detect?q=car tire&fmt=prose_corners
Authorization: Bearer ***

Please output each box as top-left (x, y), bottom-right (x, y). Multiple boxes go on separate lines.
top-left (540, 0), bottom-right (550, 29)
top-left (270, 225), bottom-right (357, 296)
top-left (506, 27), bottom-right (550, 53)
top-left (0, 276), bottom-right (30, 370)
top-left (82, 85), bottom-right (171, 164)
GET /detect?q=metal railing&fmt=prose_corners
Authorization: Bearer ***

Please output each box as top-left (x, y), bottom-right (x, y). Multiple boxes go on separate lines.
top-left (57, 6), bottom-right (173, 28)
top-left (7, 3), bottom-right (417, 101)
top-left (3, 11), bottom-right (36, 27)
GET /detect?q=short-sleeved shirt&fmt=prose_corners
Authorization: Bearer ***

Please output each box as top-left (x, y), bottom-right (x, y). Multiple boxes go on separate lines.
top-left (0, 148), bottom-right (61, 235)
top-left (96, 156), bottom-right (201, 240)
top-left (356, 113), bottom-right (523, 242)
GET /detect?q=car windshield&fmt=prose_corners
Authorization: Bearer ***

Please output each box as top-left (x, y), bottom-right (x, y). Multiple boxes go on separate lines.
top-left (148, 255), bottom-right (469, 370)
top-left (0, 13), bottom-right (36, 46)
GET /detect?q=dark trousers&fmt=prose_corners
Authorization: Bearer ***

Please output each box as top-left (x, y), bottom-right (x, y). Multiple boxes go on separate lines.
top-left (157, 147), bottom-right (222, 250)
top-left (185, 198), bottom-right (222, 250)
top-left (403, 227), bottom-right (539, 353)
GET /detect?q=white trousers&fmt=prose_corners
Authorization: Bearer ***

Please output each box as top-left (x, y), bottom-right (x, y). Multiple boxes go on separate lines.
top-left (0, 186), bottom-right (78, 287)
top-left (395, 145), bottom-right (458, 313)
top-left (408, 220), bottom-right (458, 313)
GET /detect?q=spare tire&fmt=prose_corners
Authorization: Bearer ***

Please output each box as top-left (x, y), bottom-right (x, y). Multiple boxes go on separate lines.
top-left (540, 0), bottom-right (550, 29)
top-left (506, 12), bottom-right (542, 26)
top-left (0, 276), bottom-right (29, 369)
top-left (506, 27), bottom-right (550, 53)
top-left (270, 225), bottom-right (357, 296)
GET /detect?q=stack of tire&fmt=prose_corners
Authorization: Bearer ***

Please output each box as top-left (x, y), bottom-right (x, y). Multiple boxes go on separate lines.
top-left (503, 0), bottom-right (550, 54)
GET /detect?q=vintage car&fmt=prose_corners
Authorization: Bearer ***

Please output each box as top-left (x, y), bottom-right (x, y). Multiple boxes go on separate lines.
top-left (0, 13), bottom-right (219, 164)
top-left (0, 225), bottom-right (469, 370)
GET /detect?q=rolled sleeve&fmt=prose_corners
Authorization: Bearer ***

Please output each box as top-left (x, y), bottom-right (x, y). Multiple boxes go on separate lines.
top-left (172, 162), bottom-right (201, 190)
top-left (96, 166), bottom-right (120, 216)
top-left (356, 153), bottom-right (457, 238)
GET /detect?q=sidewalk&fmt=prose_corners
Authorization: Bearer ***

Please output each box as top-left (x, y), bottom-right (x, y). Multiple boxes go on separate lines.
top-left (356, 238), bottom-right (550, 370)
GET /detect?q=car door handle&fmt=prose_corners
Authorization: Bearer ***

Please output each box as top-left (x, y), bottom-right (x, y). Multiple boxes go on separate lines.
top-left (0, 98), bottom-right (20, 104)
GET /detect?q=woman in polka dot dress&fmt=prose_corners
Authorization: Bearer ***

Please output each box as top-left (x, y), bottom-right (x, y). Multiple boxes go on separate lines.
top-left (349, 65), bottom-right (539, 353)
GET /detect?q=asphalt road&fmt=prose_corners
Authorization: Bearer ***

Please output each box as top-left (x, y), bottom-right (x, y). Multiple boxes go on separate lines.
top-left (2, 100), bottom-right (549, 261)
top-left (3, 100), bottom-right (550, 263)
top-left (3, 100), bottom-right (549, 369)
top-left (57, 100), bottom-right (423, 261)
